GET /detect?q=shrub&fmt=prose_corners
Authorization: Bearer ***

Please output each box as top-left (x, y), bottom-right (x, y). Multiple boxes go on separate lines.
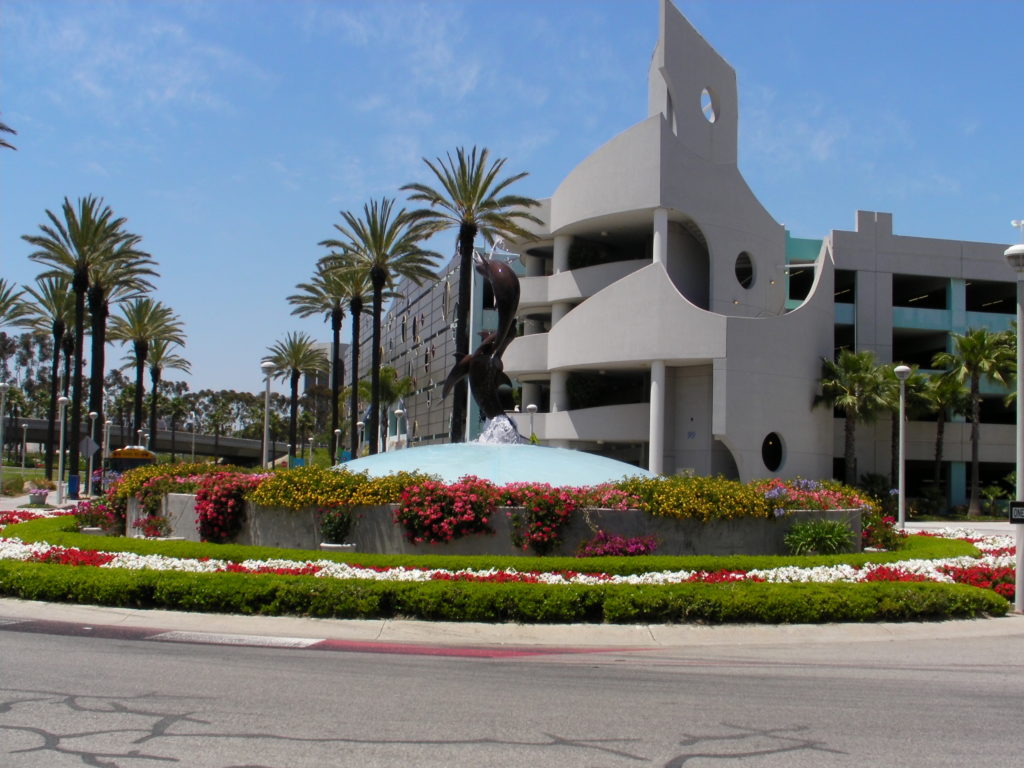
top-left (72, 499), bottom-right (119, 533)
top-left (195, 472), bottom-right (265, 543)
top-left (395, 475), bottom-right (496, 544)
top-left (319, 507), bottom-right (353, 544)
top-left (577, 530), bottom-right (659, 557)
top-left (131, 514), bottom-right (172, 538)
top-left (498, 482), bottom-right (578, 555)
top-left (862, 511), bottom-right (908, 550)
top-left (784, 519), bottom-right (855, 556)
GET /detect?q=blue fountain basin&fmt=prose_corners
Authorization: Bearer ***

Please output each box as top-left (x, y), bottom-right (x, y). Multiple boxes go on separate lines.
top-left (337, 443), bottom-right (655, 486)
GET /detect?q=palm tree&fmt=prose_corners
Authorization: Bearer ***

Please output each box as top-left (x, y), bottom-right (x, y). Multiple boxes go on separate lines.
top-left (933, 328), bottom-right (1014, 516)
top-left (0, 279), bottom-right (28, 327)
top-left (326, 262), bottom-right (373, 459)
top-left (86, 238), bottom-right (157, 456)
top-left (24, 196), bottom-right (136, 496)
top-left (287, 265), bottom-right (349, 463)
top-left (0, 117), bottom-right (15, 151)
top-left (109, 297), bottom-right (185, 443)
top-left (263, 332), bottom-right (327, 461)
top-left (814, 349), bottom-right (890, 486)
top-left (18, 277), bottom-right (74, 478)
top-left (402, 146), bottom-right (541, 442)
top-left (923, 371), bottom-right (972, 495)
top-left (319, 198), bottom-right (438, 455)
top-left (358, 365), bottom-right (416, 451)
top-left (142, 339), bottom-right (191, 448)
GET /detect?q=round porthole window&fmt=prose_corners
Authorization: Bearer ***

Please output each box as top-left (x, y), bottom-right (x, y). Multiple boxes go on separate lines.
top-left (735, 251), bottom-right (754, 289)
top-left (762, 432), bottom-right (783, 472)
top-left (700, 87), bottom-right (717, 123)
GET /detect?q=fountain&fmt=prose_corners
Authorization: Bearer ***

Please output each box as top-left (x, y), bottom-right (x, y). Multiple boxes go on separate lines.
top-left (339, 245), bottom-right (655, 486)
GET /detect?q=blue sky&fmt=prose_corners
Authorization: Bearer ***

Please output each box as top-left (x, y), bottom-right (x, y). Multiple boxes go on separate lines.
top-left (2, 0), bottom-right (1021, 394)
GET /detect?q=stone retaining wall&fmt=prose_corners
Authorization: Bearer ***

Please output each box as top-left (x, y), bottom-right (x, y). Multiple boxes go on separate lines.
top-left (139, 494), bottom-right (863, 556)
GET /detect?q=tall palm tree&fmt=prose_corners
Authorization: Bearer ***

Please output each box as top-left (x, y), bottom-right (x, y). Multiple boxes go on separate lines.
top-left (108, 297), bottom-right (185, 443)
top-left (141, 339), bottom-right (191, 448)
top-left (0, 279), bottom-right (28, 327)
top-left (86, 238), bottom-right (157, 455)
top-left (264, 332), bottom-right (327, 461)
top-left (24, 196), bottom-right (135, 496)
top-left (0, 117), bottom-right (14, 151)
top-left (923, 370), bottom-right (972, 495)
top-left (814, 349), bottom-right (890, 486)
top-left (287, 265), bottom-right (348, 462)
top-left (18, 277), bottom-right (74, 478)
top-left (402, 146), bottom-right (541, 442)
top-left (319, 198), bottom-right (438, 455)
top-left (933, 328), bottom-right (1014, 516)
top-left (325, 261), bottom-right (373, 459)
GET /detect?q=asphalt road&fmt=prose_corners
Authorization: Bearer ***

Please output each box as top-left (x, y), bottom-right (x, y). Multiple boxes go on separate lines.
top-left (2, 623), bottom-right (1022, 767)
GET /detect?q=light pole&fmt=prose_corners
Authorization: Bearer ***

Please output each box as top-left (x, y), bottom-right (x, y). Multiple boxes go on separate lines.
top-left (307, 436), bottom-right (314, 466)
top-left (190, 411), bottom-right (196, 462)
top-left (87, 411), bottom-right (98, 496)
top-left (394, 409), bottom-right (405, 449)
top-left (527, 403), bottom-right (538, 441)
top-left (56, 395), bottom-right (69, 505)
top-left (893, 365), bottom-right (911, 530)
top-left (0, 382), bottom-right (8, 496)
top-left (333, 428), bottom-right (341, 463)
top-left (103, 420), bottom-right (111, 459)
top-left (261, 360), bottom-right (274, 468)
top-left (356, 421), bottom-right (364, 457)
top-left (1004, 237), bottom-right (1024, 613)
top-left (21, 422), bottom-right (28, 473)
top-left (137, 428), bottom-right (143, 446)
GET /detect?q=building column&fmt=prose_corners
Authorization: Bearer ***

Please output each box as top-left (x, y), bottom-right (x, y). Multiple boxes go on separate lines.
top-left (524, 253), bottom-right (544, 278)
top-left (550, 371), bottom-right (568, 413)
top-left (553, 234), bottom-right (571, 274)
top-left (551, 301), bottom-right (571, 326)
top-left (520, 382), bottom-right (540, 412)
top-left (652, 207), bottom-right (668, 265)
top-left (649, 360), bottom-right (666, 474)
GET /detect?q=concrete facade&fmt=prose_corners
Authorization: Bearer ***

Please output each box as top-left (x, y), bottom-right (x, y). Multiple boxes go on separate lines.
top-left (360, 0), bottom-right (1016, 505)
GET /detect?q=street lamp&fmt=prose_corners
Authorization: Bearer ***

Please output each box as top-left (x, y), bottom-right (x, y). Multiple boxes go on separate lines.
top-left (261, 360), bottom-right (274, 468)
top-left (0, 382), bottom-right (8, 496)
top-left (356, 421), bottom-right (364, 457)
top-left (21, 422), bottom-right (28, 473)
top-left (394, 409), bottom-right (405, 449)
top-left (893, 365), bottom-right (912, 530)
top-left (87, 411), bottom-right (98, 496)
top-left (527, 403), bottom-right (538, 440)
top-left (307, 436), bottom-right (314, 466)
top-left (56, 395), bottom-right (69, 505)
top-left (137, 428), bottom-right (143, 446)
top-left (190, 411), bottom-right (196, 462)
top-left (1004, 238), bottom-right (1024, 613)
top-left (103, 420), bottom-right (111, 459)
top-left (333, 428), bottom-right (342, 463)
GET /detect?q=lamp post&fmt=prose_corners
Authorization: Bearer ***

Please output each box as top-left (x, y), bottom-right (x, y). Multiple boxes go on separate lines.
top-left (21, 422), bottom-right (28, 473)
top-left (526, 403), bottom-right (538, 440)
top-left (356, 421), bottom-right (364, 457)
top-left (103, 420), bottom-right (111, 459)
top-left (190, 412), bottom-right (196, 462)
top-left (307, 436), bottom-right (314, 466)
top-left (1004, 238), bottom-right (1024, 613)
top-left (0, 382), bottom-right (8, 496)
top-left (394, 409), bottom-right (405, 449)
top-left (333, 428), bottom-right (342, 463)
top-left (137, 429), bottom-right (143, 446)
top-left (893, 365), bottom-right (912, 530)
top-left (56, 396), bottom-right (69, 505)
top-left (87, 411), bottom-right (98, 496)
top-left (261, 360), bottom-right (274, 468)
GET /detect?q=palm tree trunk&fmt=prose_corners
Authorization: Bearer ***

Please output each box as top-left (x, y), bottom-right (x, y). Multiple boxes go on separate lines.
top-left (87, 287), bottom-right (107, 460)
top-left (148, 368), bottom-right (161, 450)
top-left (369, 271), bottom-right (385, 455)
top-left (289, 369), bottom-right (300, 459)
top-left (968, 376), bottom-right (981, 517)
top-left (844, 413), bottom-right (856, 486)
top-left (132, 343), bottom-right (147, 440)
top-left (349, 299), bottom-right (362, 457)
top-left (44, 327), bottom-right (62, 479)
top-left (933, 410), bottom-right (946, 485)
top-left (330, 310), bottom-right (341, 461)
top-left (68, 282), bottom-right (87, 499)
top-left (450, 223), bottom-right (477, 443)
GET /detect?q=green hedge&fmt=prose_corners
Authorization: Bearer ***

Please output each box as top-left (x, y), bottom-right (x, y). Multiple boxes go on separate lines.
top-left (7, 516), bottom-right (979, 576)
top-left (0, 559), bottom-right (1005, 624)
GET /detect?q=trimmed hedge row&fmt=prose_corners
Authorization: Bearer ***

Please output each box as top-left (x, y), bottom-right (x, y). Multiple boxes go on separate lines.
top-left (0, 559), bottom-right (1007, 624)
top-left (8, 516), bottom-right (979, 576)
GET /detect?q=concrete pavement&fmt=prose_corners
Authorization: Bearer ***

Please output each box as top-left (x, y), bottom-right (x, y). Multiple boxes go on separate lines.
top-left (2, 490), bottom-right (1023, 651)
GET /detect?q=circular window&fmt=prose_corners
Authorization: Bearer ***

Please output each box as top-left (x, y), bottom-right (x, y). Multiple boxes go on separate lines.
top-left (762, 433), bottom-right (783, 472)
top-left (700, 88), bottom-right (717, 123)
top-left (735, 251), bottom-right (754, 289)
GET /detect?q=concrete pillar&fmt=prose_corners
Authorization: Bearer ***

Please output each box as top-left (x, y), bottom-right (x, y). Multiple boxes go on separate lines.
top-left (521, 382), bottom-right (540, 413)
top-left (550, 371), bottom-right (568, 413)
top-left (553, 235), bottom-right (571, 274)
top-left (551, 301), bottom-right (571, 326)
top-left (652, 208), bottom-right (668, 265)
top-left (649, 360), bottom-right (666, 474)
top-left (524, 253), bottom-right (544, 278)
